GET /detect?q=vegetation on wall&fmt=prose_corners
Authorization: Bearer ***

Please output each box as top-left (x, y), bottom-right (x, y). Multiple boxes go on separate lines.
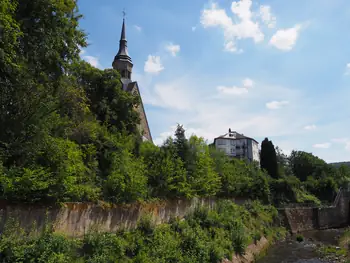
top-left (1, 0), bottom-right (350, 207)
top-left (0, 200), bottom-right (285, 263)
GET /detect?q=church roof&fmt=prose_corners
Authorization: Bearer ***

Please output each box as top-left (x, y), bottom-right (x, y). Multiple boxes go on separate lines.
top-left (114, 18), bottom-right (132, 64)
top-left (126, 81), bottom-right (153, 142)
top-left (214, 131), bottom-right (258, 144)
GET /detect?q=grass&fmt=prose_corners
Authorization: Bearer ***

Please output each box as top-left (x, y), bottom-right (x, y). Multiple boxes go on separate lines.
top-left (317, 228), bottom-right (350, 262)
top-left (318, 245), bottom-right (347, 257)
top-left (340, 228), bottom-right (350, 250)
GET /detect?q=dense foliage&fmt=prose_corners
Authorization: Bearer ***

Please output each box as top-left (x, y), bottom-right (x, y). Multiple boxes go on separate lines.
top-left (0, 200), bottom-right (285, 263)
top-left (260, 138), bottom-right (279, 179)
top-left (268, 148), bottom-right (350, 205)
top-left (1, 0), bottom-right (349, 208)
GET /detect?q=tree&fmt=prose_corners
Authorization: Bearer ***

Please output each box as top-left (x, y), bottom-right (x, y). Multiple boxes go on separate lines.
top-left (0, 0), bottom-right (87, 167)
top-left (186, 136), bottom-right (221, 196)
top-left (70, 61), bottom-right (140, 136)
top-left (260, 138), bottom-right (279, 179)
top-left (173, 124), bottom-right (189, 163)
top-left (140, 141), bottom-right (190, 198)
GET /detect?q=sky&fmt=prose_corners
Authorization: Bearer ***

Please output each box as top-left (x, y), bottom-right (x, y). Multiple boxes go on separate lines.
top-left (77, 0), bottom-right (350, 163)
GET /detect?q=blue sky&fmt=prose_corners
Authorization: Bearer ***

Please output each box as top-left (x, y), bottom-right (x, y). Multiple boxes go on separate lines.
top-left (78, 0), bottom-right (350, 163)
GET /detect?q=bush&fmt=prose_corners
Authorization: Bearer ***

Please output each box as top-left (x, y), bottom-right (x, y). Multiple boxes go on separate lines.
top-left (296, 234), bottom-right (304, 242)
top-left (0, 201), bottom-right (285, 262)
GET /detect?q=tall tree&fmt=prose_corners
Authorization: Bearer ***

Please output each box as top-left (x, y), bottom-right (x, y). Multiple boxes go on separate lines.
top-left (260, 138), bottom-right (279, 179)
top-left (173, 124), bottom-right (189, 163)
top-left (0, 0), bottom-right (86, 166)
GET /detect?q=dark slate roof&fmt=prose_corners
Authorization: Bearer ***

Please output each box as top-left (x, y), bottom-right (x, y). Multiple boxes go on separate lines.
top-left (214, 131), bottom-right (259, 144)
top-left (115, 18), bottom-right (132, 64)
top-left (126, 81), bottom-right (153, 142)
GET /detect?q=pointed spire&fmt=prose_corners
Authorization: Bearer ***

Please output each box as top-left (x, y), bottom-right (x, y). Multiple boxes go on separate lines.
top-left (112, 14), bottom-right (133, 81)
top-left (120, 18), bottom-right (126, 41)
top-left (115, 15), bottom-right (132, 63)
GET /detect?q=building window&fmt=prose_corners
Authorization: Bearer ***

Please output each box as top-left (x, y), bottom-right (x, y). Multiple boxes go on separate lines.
top-left (217, 139), bottom-right (226, 145)
top-left (236, 146), bottom-right (241, 149)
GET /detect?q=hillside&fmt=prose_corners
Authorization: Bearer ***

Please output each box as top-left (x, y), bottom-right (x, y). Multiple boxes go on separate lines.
top-left (330, 162), bottom-right (350, 168)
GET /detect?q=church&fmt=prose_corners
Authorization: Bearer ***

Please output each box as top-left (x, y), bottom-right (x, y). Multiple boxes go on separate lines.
top-left (112, 18), bottom-right (153, 142)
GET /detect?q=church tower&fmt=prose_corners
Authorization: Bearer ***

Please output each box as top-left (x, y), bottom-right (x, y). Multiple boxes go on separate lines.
top-left (112, 18), bottom-right (133, 84)
top-left (112, 17), bottom-right (153, 143)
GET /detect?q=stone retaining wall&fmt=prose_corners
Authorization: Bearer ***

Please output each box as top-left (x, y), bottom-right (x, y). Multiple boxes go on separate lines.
top-left (0, 197), bottom-right (247, 237)
top-left (279, 190), bottom-right (350, 233)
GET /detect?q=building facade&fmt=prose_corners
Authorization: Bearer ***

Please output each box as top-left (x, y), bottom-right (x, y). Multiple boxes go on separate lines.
top-left (214, 129), bottom-right (260, 163)
top-left (112, 18), bottom-right (152, 142)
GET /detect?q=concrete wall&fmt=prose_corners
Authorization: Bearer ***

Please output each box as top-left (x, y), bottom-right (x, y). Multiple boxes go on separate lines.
top-left (0, 190), bottom-right (348, 237)
top-left (279, 190), bottom-right (350, 233)
top-left (0, 197), bottom-right (246, 238)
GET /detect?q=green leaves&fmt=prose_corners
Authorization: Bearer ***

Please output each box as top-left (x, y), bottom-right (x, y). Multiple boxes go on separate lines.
top-left (260, 138), bottom-right (279, 179)
top-left (0, 200), bottom-right (283, 263)
top-left (103, 149), bottom-right (147, 203)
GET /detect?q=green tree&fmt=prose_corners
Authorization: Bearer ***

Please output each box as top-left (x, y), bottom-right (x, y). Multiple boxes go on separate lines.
top-left (70, 61), bottom-right (140, 136)
top-left (260, 138), bottom-right (279, 179)
top-left (173, 124), bottom-right (189, 163)
top-left (104, 148), bottom-right (147, 203)
top-left (186, 136), bottom-right (221, 196)
top-left (141, 141), bottom-right (190, 198)
top-left (0, 0), bottom-right (86, 167)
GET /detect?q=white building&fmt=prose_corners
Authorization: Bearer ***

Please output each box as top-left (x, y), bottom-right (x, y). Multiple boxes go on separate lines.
top-left (214, 129), bottom-right (260, 163)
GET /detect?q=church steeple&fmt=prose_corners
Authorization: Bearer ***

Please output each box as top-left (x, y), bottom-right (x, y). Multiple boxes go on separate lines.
top-left (113, 17), bottom-right (133, 82)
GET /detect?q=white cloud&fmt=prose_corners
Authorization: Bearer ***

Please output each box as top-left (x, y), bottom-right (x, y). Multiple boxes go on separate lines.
top-left (332, 138), bottom-right (350, 151)
top-left (140, 78), bottom-right (194, 111)
top-left (144, 55), bottom-right (164, 74)
top-left (79, 49), bottom-right (102, 68)
top-left (217, 78), bottom-right (253, 95)
top-left (200, 1), bottom-right (265, 53)
top-left (266, 100), bottom-right (289, 109)
top-left (224, 41), bottom-right (243, 53)
top-left (224, 41), bottom-right (238, 52)
top-left (304, 124), bottom-right (317, 130)
top-left (217, 85), bottom-right (249, 95)
top-left (242, 78), bottom-right (254, 88)
top-left (165, 43), bottom-right (181, 57)
top-left (259, 5), bottom-right (276, 28)
top-left (269, 24), bottom-right (302, 51)
top-left (331, 138), bottom-right (348, 143)
top-left (345, 63), bottom-right (350, 75)
top-left (192, 26), bottom-right (197, 31)
top-left (82, 55), bottom-right (101, 68)
top-left (135, 66), bottom-right (333, 156)
top-left (313, 143), bottom-right (331, 149)
top-left (134, 25), bottom-right (142, 31)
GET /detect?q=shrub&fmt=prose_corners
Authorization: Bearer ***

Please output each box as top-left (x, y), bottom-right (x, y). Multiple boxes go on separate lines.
top-left (296, 234), bottom-right (304, 242)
